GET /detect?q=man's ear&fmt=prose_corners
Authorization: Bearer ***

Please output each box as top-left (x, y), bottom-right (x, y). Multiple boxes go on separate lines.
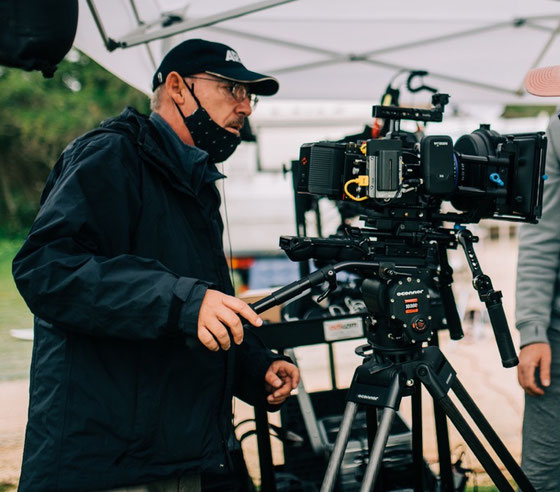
top-left (165, 72), bottom-right (186, 104)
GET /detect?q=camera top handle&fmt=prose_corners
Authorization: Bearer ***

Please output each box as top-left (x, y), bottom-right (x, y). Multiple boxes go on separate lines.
top-left (372, 92), bottom-right (450, 124)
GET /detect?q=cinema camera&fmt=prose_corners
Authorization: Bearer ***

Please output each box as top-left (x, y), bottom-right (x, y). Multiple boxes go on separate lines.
top-left (277, 93), bottom-right (547, 359)
top-left (295, 93), bottom-right (546, 225)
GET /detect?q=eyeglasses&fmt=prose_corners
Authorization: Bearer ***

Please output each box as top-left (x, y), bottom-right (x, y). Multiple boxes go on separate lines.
top-left (185, 76), bottom-right (259, 108)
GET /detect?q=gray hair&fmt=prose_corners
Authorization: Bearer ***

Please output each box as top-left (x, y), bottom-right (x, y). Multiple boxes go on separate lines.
top-left (150, 85), bottom-right (165, 111)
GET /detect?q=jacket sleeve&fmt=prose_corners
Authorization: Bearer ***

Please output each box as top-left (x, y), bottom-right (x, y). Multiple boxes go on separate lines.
top-left (516, 114), bottom-right (560, 348)
top-left (12, 136), bottom-right (208, 340)
top-left (232, 327), bottom-right (290, 410)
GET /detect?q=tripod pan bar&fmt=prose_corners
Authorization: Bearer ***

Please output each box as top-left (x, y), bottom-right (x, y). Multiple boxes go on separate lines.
top-left (250, 261), bottom-right (380, 314)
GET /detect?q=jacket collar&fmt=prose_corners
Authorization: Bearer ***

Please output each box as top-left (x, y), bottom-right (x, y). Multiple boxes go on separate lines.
top-left (101, 107), bottom-right (224, 197)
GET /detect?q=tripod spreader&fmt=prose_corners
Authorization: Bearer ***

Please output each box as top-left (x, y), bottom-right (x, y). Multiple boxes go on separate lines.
top-left (456, 229), bottom-right (518, 368)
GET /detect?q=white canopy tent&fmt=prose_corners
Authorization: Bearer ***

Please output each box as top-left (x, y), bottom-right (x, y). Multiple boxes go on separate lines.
top-left (75, 0), bottom-right (560, 104)
top-left (73, 1), bottom-right (560, 255)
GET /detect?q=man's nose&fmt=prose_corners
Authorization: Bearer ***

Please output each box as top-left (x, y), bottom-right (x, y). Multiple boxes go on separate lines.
top-left (237, 97), bottom-right (252, 116)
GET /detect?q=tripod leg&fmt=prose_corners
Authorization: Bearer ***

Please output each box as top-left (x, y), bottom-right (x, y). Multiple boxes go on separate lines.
top-left (417, 348), bottom-right (514, 491)
top-left (365, 407), bottom-right (384, 492)
top-left (359, 375), bottom-right (402, 492)
top-left (433, 399), bottom-right (454, 492)
top-left (411, 387), bottom-right (424, 492)
top-left (321, 401), bottom-right (358, 492)
top-left (431, 393), bottom-right (514, 492)
top-left (429, 330), bottom-right (456, 492)
top-left (360, 406), bottom-right (398, 492)
top-left (452, 378), bottom-right (535, 492)
top-left (366, 407), bottom-right (378, 453)
top-left (430, 334), bottom-right (454, 492)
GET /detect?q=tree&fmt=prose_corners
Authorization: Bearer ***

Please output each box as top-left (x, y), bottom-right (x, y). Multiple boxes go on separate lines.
top-left (0, 50), bottom-right (150, 234)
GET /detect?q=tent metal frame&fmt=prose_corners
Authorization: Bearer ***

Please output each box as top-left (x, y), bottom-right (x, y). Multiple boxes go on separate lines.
top-left (85, 0), bottom-right (296, 50)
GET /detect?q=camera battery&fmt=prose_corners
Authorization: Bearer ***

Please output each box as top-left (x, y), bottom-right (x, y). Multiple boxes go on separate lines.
top-left (366, 140), bottom-right (403, 199)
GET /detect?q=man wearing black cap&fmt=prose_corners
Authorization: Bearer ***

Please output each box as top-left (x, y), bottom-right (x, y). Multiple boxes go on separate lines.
top-left (12, 39), bottom-right (299, 492)
top-left (516, 67), bottom-right (560, 491)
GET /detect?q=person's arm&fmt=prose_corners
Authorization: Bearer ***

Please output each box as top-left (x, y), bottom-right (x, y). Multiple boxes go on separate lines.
top-left (196, 289), bottom-right (263, 350)
top-left (518, 343), bottom-right (551, 396)
top-left (13, 136), bottom-right (208, 341)
top-left (516, 114), bottom-right (560, 394)
top-left (232, 328), bottom-right (298, 409)
top-left (264, 359), bottom-right (300, 405)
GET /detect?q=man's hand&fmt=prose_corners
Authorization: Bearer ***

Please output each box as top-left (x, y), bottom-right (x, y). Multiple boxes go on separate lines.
top-left (197, 289), bottom-right (262, 351)
top-left (518, 342), bottom-right (552, 396)
top-left (265, 360), bottom-right (300, 405)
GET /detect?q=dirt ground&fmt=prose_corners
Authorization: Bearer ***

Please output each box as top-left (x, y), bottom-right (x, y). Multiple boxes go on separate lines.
top-left (0, 380), bottom-right (28, 490)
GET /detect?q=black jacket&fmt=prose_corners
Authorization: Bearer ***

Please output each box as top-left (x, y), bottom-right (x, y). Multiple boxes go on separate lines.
top-left (13, 107), bottom-right (280, 491)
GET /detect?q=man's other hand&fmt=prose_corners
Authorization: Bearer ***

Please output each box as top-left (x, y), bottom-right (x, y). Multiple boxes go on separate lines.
top-left (265, 360), bottom-right (300, 405)
top-left (197, 290), bottom-right (262, 351)
top-left (518, 342), bottom-right (552, 396)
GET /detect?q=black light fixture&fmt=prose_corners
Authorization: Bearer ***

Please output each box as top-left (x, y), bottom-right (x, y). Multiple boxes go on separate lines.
top-left (0, 0), bottom-right (79, 78)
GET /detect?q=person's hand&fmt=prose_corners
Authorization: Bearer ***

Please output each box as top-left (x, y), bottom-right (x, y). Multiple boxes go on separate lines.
top-left (517, 342), bottom-right (551, 396)
top-left (197, 289), bottom-right (262, 351)
top-left (265, 360), bottom-right (300, 405)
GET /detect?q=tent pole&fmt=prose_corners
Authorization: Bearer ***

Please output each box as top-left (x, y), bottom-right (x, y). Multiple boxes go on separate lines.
top-left (86, 0), bottom-right (112, 50)
top-left (116, 0), bottom-right (297, 49)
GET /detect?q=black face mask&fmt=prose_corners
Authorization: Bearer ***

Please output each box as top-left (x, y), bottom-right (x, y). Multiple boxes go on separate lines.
top-left (174, 82), bottom-right (241, 163)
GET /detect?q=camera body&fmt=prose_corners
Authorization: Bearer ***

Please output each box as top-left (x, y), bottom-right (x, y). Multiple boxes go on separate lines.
top-left (295, 94), bottom-right (547, 224)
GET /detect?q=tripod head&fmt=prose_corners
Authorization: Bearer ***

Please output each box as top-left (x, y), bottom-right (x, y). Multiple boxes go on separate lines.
top-left (252, 223), bottom-right (518, 369)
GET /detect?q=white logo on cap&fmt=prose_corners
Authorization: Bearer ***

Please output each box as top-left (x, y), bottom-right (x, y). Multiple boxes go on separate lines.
top-left (225, 49), bottom-right (241, 63)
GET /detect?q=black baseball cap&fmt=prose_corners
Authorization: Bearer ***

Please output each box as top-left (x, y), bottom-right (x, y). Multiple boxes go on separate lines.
top-left (152, 38), bottom-right (279, 96)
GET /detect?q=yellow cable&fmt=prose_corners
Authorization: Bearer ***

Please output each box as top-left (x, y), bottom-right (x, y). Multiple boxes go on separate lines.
top-left (344, 176), bottom-right (369, 202)
top-left (360, 142), bottom-right (367, 155)
top-left (356, 175), bottom-right (369, 187)
top-left (382, 94), bottom-right (392, 106)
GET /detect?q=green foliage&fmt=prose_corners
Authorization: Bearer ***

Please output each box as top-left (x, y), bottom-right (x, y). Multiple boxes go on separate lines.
top-left (501, 105), bottom-right (557, 118)
top-left (0, 237), bottom-right (33, 381)
top-left (0, 51), bottom-right (150, 235)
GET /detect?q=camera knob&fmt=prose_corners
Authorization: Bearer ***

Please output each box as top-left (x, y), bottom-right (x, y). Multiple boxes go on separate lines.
top-left (412, 317), bottom-right (429, 333)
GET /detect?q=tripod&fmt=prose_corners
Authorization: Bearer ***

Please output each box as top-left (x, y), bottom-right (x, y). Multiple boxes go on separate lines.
top-left (321, 339), bottom-right (531, 492)
top-left (252, 228), bottom-right (534, 491)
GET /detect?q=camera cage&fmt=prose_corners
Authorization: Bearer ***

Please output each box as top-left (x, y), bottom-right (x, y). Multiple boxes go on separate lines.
top-left (295, 91), bottom-right (547, 227)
